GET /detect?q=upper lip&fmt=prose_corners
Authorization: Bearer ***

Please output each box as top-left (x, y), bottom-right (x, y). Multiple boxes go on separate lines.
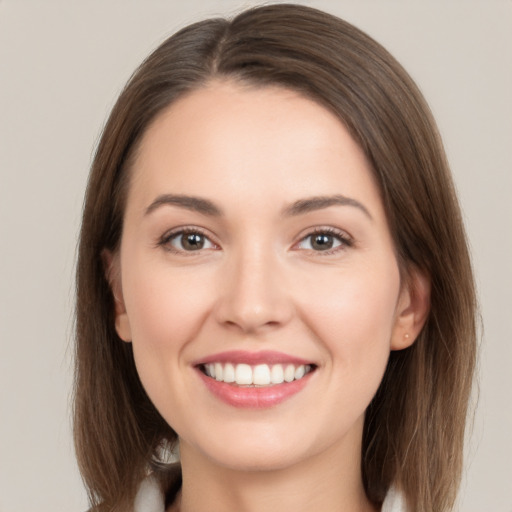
top-left (193, 350), bottom-right (314, 366)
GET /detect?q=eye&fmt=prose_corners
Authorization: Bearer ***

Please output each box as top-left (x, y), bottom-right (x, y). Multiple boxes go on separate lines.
top-left (160, 228), bottom-right (217, 253)
top-left (296, 228), bottom-right (352, 253)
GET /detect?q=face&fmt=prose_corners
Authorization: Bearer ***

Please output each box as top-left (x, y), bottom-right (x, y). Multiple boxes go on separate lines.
top-left (109, 81), bottom-right (423, 473)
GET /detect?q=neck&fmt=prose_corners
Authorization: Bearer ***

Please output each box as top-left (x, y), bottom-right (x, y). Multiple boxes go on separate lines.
top-left (173, 425), bottom-right (378, 512)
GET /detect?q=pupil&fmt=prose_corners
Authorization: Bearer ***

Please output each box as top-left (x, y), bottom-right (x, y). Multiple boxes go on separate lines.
top-left (183, 233), bottom-right (204, 250)
top-left (312, 234), bottom-right (333, 250)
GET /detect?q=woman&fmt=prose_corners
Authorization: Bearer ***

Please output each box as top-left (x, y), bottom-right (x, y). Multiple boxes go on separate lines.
top-left (74, 4), bottom-right (477, 512)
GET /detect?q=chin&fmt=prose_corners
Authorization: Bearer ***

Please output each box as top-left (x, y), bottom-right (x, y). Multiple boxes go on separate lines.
top-left (179, 417), bottom-right (347, 475)
top-left (205, 444), bottom-right (308, 473)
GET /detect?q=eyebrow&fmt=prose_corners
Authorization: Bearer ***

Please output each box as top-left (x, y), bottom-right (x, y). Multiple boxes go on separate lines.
top-left (282, 195), bottom-right (372, 220)
top-left (144, 193), bottom-right (372, 220)
top-left (145, 194), bottom-right (223, 216)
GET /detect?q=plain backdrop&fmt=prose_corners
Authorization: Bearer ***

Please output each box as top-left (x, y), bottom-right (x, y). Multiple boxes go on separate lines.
top-left (0, 1), bottom-right (511, 511)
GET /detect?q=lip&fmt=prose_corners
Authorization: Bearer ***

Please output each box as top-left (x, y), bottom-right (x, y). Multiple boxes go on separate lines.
top-left (193, 351), bottom-right (316, 409)
top-left (196, 368), bottom-right (314, 408)
top-left (194, 350), bottom-right (313, 366)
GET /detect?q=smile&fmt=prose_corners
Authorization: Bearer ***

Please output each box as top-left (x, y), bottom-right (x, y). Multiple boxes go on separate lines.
top-left (201, 362), bottom-right (315, 386)
top-left (194, 351), bottom-right (317, 408)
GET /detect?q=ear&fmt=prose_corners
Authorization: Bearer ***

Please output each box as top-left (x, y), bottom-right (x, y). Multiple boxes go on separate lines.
top-left (101, 249), bottom-right (132, 342)
top-left (391, 266), bottom-right (431, 351)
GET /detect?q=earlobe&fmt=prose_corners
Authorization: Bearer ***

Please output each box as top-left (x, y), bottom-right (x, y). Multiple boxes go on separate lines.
top-left (101, 249), bottom-right (132, 343)
top-left (391, 267), bottom-right (431, 351)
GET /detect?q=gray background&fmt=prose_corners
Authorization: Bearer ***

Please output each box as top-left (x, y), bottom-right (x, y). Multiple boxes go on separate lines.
top-left (1, 1), bottom-right (510, 510)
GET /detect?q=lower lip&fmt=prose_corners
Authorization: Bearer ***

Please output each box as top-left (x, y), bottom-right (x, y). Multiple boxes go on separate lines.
top-left (197, 369), bottom-right (313, 409)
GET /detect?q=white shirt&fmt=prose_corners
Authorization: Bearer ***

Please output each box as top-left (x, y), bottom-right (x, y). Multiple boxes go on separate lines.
top-left (134, 475), bottom-right (407, 512)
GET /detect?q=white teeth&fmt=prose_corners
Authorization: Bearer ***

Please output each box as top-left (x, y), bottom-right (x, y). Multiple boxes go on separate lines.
top-left (223, 363), bottom-right (235, 383)
top-left (253, 364), bottom-right (271, 385)
top-left (235, 364), bottom-right (253, 385)
top-left (284, 364), bottom-right (295, 383)
top-left (270, 364), bottom-right (284, 384)
top-left (214, 362), bottom-right (223, 381)
top-left (294, 365), bottom-right (306, 380)
top-left (203, 362), bottom-right (313, 386)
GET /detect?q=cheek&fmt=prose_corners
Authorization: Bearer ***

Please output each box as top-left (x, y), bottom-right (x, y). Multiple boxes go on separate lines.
top-left (298, 261), bottom-right (400, 375)
top-left (121, 265), bottom-right (220, 432)
top-left (122, 253), bottom-right (213, 347)
top-left (120, 253), bottom-right (216, 395)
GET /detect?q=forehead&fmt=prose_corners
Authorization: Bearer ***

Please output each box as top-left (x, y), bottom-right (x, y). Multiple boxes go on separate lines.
top-left (126, 80), bottom-right (384, 219)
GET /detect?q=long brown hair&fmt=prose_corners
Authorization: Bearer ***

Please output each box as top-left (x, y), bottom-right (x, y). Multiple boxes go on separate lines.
top-left (74, 4), bottom-right (477, 511)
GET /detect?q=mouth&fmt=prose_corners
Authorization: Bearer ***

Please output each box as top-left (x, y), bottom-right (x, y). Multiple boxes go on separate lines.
top-left (198, 362), bottom-right (315, 387)
top-left (193, 351), bottom-right (317, 408)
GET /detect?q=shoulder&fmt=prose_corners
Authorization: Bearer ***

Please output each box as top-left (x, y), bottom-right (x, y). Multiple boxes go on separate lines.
top-left (131, 475), bottom-right (406, 512)
top-left (83, 474), bottom-right (168, 512)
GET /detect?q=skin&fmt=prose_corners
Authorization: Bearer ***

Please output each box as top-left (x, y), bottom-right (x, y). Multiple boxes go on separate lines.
top-left (107, 81), bottom-right (429, 512)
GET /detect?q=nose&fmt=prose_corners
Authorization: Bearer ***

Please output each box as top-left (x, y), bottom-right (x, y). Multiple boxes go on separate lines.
top-left (214, 244), bottom-right (294, 334)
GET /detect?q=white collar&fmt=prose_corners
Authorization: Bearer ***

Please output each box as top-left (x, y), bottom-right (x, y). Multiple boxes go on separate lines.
top-left (133, 475), bottom-right (166, 512)
top-left (381, 486), bottom-right (407, 512)
top-left (134, 475), bottom-right (407, 512)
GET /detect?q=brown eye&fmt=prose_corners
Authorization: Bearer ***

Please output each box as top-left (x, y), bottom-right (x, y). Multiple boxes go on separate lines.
top-left (297, 229), bottom-right (350, 253)
top-left (311, 233), bottom-right (335, 250)
top-left (181, 233), bottom-right (205, 250)
top-left (166, 230), bottom-right (215, 252)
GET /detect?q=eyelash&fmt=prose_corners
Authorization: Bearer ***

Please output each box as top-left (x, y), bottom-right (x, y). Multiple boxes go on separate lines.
top-left (158, 226), bottom-right (218, 255)
top-left (157, 226), bottom-right (353, 256)
top-left (295, 227), bottom-right (353, 255)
